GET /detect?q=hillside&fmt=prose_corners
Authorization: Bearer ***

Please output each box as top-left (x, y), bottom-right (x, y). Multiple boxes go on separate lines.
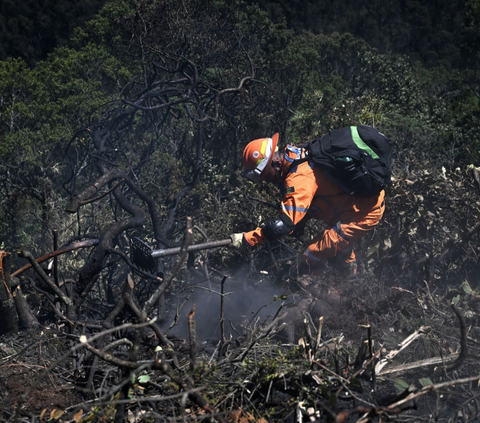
top-left (0, 0), bottom-right (479, 421)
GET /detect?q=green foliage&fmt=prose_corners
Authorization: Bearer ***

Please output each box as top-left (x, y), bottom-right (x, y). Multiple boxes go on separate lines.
top-left (0, 0), bottom-right (478, 289)
top-left (394, 378), bottom-right (410, 390)
top-left (0, 41), bottom-right (129, 249)
top-left (419, 377), bottom-right (433, 387)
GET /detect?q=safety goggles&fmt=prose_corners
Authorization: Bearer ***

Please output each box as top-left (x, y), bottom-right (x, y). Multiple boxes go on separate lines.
top-left (242, 138), bottom-right (276, 183)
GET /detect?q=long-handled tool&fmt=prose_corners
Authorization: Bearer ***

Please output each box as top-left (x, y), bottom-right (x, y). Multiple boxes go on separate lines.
top-left (130, 237), bottom-right (232, 271)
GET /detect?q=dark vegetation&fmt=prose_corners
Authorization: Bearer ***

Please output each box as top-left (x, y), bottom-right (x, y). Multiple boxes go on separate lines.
top-left (251, 0), bottom-right (469, 69)
top-left (0, 0), bottom-right (480, 421)
top-left (0, 0), bottom-right (108, 66)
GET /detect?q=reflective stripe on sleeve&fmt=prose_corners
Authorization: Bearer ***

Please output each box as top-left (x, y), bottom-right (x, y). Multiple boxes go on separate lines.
top-left (282, 204), bottom-right (309, 214)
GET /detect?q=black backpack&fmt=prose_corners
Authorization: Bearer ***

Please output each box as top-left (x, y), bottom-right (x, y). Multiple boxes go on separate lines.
top-left (299, 125), bottom-right (392, 197)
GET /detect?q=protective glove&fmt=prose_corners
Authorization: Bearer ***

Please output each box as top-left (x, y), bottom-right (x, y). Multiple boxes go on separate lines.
top-left (230, 232), bottom-right (247, 252)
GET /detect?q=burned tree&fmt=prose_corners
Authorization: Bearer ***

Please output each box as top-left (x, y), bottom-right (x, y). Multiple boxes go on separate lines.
top-left (62, 52), bottom-right (256, 322)
top-left (1, 0), bottom-right (277, 338)
top-left (3, 2), bottom-right (279, 419)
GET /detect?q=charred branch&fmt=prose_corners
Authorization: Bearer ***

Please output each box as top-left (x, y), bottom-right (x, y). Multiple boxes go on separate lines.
top-left (11, 238), bottom-right (100, 279)
top-left (121, 274), bottom-right (171, 346)
top-left (143, 217), bottom-right (194, 316)
top-left (0, 251), bottom-right (18, 334)
top-left (69, 169), bottom-right (165, 299)
top-left (14, 319), bottom-right (157, 417)
top-left (65, 171), bottom-right (127, 213)
top-left (75, 208), bottom-right (146, 302)
top-left (159, 122), bottom-right (204, 244)
top-left (431, 304), bottom-right (469, 378)
top-left (16, 249), bottom-right (75, 321)
top-left (188, 305), bottom-right (197, 372)
top-left (335, 403), bottom-right (416, 423)
top-left (449, 304), bottom-right (469, 372)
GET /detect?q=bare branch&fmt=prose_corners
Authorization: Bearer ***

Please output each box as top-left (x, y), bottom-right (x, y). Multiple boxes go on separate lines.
top-left (11, 239), bottom-right (99, 278)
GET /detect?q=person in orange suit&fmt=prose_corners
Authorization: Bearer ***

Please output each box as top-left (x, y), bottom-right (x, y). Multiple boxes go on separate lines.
top-left (230, 132), bottom-right (385, 275)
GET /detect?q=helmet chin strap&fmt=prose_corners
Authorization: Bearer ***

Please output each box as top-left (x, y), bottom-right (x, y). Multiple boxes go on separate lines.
top-left (269, 160), bottom-right (283, 186)
top-left (274, 168), bottom-right (283, 186)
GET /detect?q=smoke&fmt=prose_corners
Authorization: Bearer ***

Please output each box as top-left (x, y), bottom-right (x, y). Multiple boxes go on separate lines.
top-left (164, 264), bottom-right (291, 341)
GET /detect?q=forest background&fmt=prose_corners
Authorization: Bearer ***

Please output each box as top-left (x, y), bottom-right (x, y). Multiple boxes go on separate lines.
top-left (1, 0), bottom-right (480, 422)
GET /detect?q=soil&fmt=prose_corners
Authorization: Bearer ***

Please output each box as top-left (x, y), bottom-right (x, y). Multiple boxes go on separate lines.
top-left (1, 249), bottom-right (480, 422)
top-left (0, 329), bottom-right (85, 419)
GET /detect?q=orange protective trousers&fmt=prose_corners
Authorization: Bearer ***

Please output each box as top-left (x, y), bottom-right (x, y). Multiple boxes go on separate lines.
top-left (304, 195), bottom-right (385, 263)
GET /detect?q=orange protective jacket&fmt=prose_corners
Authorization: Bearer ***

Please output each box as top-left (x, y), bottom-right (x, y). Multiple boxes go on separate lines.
top-left (244, 145), bottom-right (385, 262)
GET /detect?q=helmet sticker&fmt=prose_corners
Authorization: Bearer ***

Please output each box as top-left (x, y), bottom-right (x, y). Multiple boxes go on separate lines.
top-left (253, 151), bottom-right (260, 159)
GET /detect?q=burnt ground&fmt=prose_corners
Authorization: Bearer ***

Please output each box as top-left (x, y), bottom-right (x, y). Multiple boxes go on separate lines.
top-left (1, 165), bottom-right (480, 422)
top-left (1, 262), bottom-right (479, 423)
top-left (0, 329), bottom-right (85, 418)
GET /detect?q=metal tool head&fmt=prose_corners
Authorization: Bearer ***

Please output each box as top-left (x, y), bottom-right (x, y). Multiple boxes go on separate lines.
top-left (130, 237), bottom-right (156, 272)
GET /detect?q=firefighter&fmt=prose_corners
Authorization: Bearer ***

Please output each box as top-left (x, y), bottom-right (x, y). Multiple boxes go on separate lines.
top-left (230, 133), bottom-right (385, 275)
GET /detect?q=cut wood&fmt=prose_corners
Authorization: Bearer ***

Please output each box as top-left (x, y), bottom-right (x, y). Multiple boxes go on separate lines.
top-left (375, 326), bottom-right (430, 374)
top-left (377, 353), bottom-right (459, 376)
